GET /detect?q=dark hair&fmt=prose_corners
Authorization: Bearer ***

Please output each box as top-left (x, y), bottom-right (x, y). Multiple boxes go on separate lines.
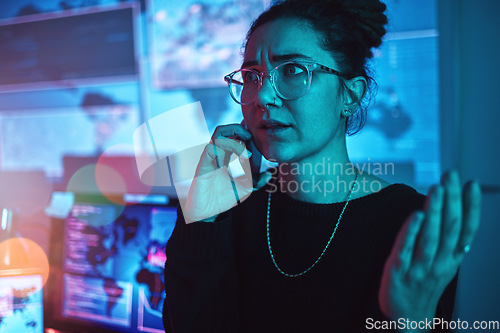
top-left (245, 0), bottom-right (387, 135)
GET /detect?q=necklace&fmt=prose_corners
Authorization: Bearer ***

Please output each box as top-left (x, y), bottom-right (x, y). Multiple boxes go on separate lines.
top-left (266, 171), bottom-right (358, 277)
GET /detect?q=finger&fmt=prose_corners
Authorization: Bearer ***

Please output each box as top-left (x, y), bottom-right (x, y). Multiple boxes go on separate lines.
top-left (456, 180), bottom-right (481, 256)
top-left (394, 211), bottom-right (425, 273)
top-left (198, 143), bottom-right (227, 175)
top-left (210, 137), bottom-right (249, 156)
top-left (412, 185), bottom-right (443, 271)
top-left (220, 138), bottom-right (251, 171)
top-left (212, 123), bottom-right (252, 141)
top-left (254, 171), bottom-right (273, 190)
top-left (434, 171), bottom-right (462, 266)
top-left (200, 138), bottom-right (248, 171)
top-left (214, 137), bottom-right (250, 164)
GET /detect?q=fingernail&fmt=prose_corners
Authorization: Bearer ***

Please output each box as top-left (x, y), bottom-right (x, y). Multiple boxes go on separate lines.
top-left (472, 181), bottom-right (481, 193)
top-left (449, 170), bottom-right (459, 182)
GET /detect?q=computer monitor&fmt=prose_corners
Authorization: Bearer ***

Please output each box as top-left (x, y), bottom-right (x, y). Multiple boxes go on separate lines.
top-left (0, 269), bottom-right (44, 333)
top-left (46, 193), bottom-right (177, 333)
top-left (0, 2), bottom-right (139, 93)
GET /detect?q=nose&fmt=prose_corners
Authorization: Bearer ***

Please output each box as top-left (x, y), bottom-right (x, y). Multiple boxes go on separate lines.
top-left (255, 74), bottom-right (280, 109)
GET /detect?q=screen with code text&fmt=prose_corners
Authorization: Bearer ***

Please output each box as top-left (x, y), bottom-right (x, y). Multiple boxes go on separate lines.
top-left (48, 194), bottom-right (176, 333)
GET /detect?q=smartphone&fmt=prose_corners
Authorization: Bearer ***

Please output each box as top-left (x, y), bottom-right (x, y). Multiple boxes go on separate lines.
top-left (242, 120), bottom-right (262, 179)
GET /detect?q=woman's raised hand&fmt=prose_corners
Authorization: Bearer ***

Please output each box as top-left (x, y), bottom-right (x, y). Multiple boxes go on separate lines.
top-left (379, 171), bottom-right (481, 329)
top-left (183, 123), bottom-right (272, 223)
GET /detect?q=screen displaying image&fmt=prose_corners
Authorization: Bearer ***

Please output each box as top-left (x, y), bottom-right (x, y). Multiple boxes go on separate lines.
top-left (0, 274), bottom-right (43, 333)
top-left (0, 103), bottom-right (139, 179)
top-left (150, 0), bottom-right (270, 88)
top-left (0, 3), bottom-right (138, 92)
top-left (50, 195), bottom-right (177, 332)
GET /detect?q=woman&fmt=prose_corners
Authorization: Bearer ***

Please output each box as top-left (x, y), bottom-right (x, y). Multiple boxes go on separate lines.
top-left (163, 0), bottom-right (481, 332)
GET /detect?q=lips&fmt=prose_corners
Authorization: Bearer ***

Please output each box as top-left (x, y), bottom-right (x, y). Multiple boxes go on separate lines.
top-left (259, 119), bottom-right (292, 130)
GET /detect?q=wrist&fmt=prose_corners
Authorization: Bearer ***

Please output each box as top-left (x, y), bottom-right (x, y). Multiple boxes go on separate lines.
top-left (397, 309), bottom-right (439, 333)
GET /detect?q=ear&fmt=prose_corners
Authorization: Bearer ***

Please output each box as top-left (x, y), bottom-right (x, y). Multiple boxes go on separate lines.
top-left (342, 76), bottom-right (367, 117)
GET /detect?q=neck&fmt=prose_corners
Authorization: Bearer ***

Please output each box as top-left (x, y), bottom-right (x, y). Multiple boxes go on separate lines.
top-left (276, 144), bottom-right (357, 204)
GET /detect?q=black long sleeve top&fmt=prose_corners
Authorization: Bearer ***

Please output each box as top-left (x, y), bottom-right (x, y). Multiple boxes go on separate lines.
top-left (163, 183), bottom-right (457, 333)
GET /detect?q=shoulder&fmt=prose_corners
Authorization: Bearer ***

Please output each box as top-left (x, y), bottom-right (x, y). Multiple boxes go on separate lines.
top-left (347, 173), bottom-right (426, 232)
top-left (342, 180), bottom-right (426, 251)
top-left (352, 172), bottom-right (425, 208)
top-left (350, 172), bottom-right (391, 200)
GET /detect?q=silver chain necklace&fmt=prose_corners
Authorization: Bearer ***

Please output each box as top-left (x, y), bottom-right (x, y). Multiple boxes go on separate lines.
top-left (266, 172), bottom-right (358, 278)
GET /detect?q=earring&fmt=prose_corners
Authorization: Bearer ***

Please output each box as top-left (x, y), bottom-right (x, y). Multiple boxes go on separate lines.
top-left (344, 109), bottom-right (352, 116)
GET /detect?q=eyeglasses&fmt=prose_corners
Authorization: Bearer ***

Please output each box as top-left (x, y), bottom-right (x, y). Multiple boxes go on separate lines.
top-left (224, 61), bottom-right (347, 105)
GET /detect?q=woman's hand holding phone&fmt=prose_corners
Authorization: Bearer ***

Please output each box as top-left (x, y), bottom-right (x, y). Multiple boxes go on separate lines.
top-left (183, 123), bottom-right (272, 223)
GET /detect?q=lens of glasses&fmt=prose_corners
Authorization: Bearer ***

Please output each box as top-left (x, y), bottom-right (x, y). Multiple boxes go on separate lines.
top-left (227, 62), bottom-right (311, 104)
top-left (228, 70), bottom-right (260, 105)
top-left (274, 62), bottom-right (310, 100)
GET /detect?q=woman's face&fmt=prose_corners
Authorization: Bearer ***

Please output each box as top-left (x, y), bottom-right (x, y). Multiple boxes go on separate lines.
top-left (242, 18), bottom-right (347, 164)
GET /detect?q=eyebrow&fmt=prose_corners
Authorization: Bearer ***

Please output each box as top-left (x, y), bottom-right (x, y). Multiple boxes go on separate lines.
top-left (242, 53), bottom-right (314, 68)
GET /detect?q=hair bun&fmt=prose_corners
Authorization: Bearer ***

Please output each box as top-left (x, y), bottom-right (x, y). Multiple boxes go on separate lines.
top-left (314, 0), bottom-right (386, 57)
